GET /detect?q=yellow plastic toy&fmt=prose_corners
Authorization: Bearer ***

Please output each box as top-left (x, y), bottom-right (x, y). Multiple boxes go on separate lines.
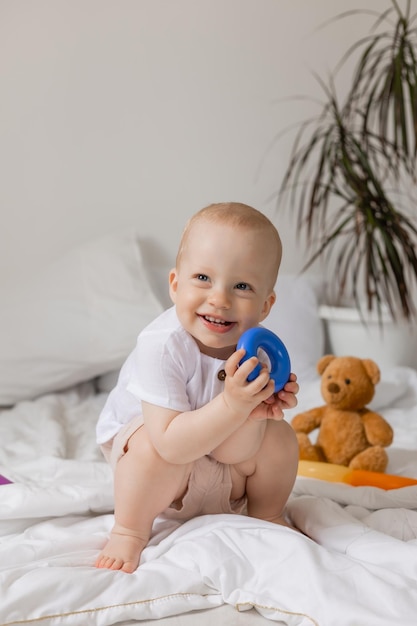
top-left (298, 460), bottom-right (417, 490)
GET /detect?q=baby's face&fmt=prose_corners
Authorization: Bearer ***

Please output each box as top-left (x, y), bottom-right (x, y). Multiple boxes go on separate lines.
top-left (169, 220), bottom-right (278, 359)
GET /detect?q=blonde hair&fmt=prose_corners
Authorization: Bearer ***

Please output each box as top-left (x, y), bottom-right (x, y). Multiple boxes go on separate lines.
top-left (176, 202), bottom-right (282, 287)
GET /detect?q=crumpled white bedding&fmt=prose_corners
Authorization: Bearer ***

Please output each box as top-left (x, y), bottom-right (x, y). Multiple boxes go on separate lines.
top-left (1, 369), bottom-right (417, 626)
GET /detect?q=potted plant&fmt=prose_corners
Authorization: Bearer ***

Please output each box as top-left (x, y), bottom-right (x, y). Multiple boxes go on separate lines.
top-left (277, 0), bottom-right (417, 369)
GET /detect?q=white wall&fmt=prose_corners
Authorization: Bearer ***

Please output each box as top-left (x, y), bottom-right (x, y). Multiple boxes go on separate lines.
top-left (0, 0), bottom-right (385, 289)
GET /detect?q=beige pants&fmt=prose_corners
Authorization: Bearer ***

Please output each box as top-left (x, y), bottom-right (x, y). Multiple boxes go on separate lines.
top-left (101, 417), bottom-right (247, 522)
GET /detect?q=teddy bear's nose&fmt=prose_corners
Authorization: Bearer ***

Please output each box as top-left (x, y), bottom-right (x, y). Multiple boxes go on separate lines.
top-left (327, 382), bottom-right (340, 393)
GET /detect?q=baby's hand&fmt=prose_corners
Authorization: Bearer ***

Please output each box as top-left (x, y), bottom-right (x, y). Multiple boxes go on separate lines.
top-left (222, 348), bottom-right (275, 416)
top-left (249, 373), bottom-right (299, 421)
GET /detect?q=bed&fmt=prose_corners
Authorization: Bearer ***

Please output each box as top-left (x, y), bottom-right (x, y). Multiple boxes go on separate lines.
top-left (1, 232), bottom-right (417, 626)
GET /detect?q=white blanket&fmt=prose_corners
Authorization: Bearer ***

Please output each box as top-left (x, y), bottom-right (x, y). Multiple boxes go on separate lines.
top-left (1, 370), bottom-right (417, 626)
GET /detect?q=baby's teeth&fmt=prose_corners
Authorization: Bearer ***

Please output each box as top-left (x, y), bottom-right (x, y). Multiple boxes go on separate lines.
top-left (206, 316), bottom-right (225, 324)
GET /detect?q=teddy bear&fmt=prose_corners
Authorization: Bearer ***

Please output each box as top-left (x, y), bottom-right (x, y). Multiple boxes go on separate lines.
top-left (291, 355), bottom-right (394, 472)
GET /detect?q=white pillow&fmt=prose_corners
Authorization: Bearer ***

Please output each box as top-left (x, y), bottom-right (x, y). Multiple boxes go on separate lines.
top-left (0, 231), bottom-right (163, 405)
top-left (264, 274), bottom-right (324, 384)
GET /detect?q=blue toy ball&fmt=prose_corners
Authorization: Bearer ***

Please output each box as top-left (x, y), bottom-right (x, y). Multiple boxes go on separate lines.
top-left (237, 327), bottom-right (291, 393)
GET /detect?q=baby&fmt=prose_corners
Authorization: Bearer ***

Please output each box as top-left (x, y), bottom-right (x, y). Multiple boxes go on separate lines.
top-left (95, 202), bottom-right (299, 573)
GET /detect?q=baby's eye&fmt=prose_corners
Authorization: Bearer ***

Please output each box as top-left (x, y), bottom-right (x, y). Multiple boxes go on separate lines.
top-left (235, 282), bottom-right (252, 291)
top-left (196, 274), bottom-right (209, 282)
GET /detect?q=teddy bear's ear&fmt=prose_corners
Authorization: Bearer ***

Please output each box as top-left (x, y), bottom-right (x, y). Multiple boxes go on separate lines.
top-left (317, 354), bottom-right (336, 375)
top-left (362, 359), bottom-right (381, 385)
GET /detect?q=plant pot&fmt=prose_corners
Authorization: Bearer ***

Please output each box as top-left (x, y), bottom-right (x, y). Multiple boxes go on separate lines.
top-left (319, 305), bottom-right (417, 372)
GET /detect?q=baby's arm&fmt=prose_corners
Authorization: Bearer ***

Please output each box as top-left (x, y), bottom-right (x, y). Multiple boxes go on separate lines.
top-left (212, 373), bottom-right (299, 464)
top-left (249, 373), bottom-right (299, 421)
top-left (142, 348), bottom-right (275, 465)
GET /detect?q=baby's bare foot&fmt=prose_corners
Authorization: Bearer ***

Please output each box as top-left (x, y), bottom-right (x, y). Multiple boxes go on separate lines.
top-left (95, 527), bottom-right (149, 573)
top-left (269, 514), bottom-right (302, 533)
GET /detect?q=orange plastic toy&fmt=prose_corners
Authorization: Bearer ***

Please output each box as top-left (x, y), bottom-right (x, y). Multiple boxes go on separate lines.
top-left (298, 460), bottom-right (417, 490)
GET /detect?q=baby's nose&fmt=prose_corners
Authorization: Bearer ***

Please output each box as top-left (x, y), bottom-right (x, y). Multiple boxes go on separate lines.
top-left (209, 287), bottom-right (231, 308)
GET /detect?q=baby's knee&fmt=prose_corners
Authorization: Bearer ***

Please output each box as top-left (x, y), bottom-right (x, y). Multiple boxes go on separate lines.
top-left (264, 420), bottom-right (299, 460)
top-left (124, 426), bottom-right (158, 462)
top-left (125, 426), bottom-right (193, 479)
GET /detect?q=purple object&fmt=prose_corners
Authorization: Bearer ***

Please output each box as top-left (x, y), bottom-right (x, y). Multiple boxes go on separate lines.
top-left (0, 474), bottom-right (12, 485)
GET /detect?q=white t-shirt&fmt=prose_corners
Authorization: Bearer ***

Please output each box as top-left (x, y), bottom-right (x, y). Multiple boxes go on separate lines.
top-left (96, 306), bottom-right (227, 445)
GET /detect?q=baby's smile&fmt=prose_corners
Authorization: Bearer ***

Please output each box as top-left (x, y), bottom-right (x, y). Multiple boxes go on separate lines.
top-left (202, 315), bottom-right (232, 326)
top-left (198, 314), bottom-right (236, 333)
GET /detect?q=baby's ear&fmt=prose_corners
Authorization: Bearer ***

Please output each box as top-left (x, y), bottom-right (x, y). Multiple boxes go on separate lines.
top-left (260, 290), bottom-right (276, 320)
top-left (168, 268), bottom-right (178, 302)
